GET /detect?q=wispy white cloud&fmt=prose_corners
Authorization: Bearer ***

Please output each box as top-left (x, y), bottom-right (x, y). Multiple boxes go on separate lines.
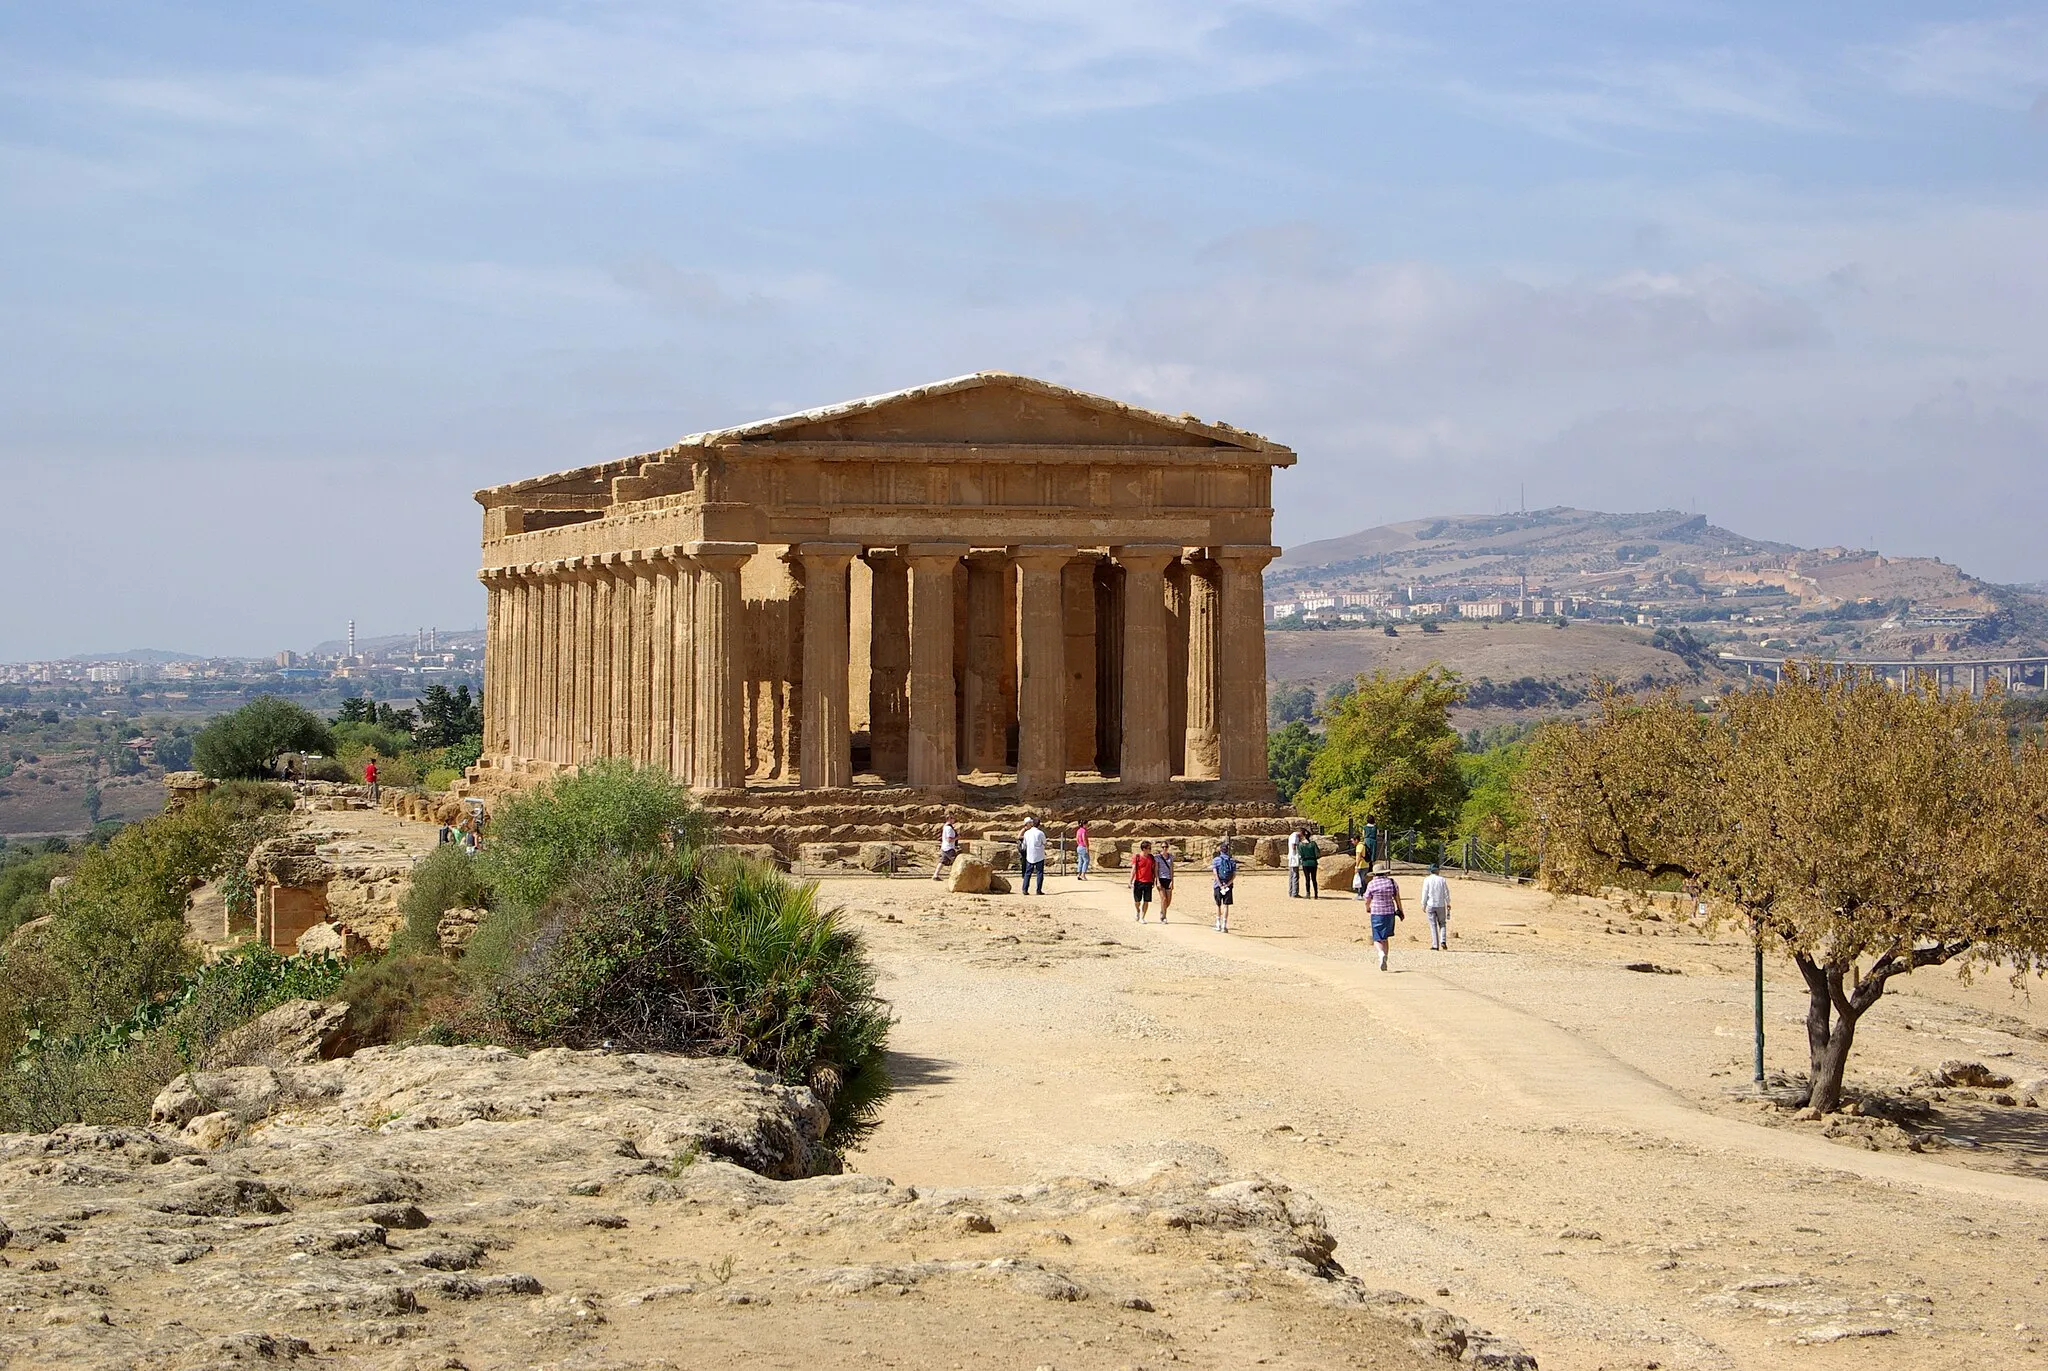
top-left (1857, 14), bottom-right (2048, 110)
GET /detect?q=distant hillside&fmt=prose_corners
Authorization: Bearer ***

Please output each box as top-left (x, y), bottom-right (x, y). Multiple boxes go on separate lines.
top-left (1271, 506), bottom-right (2048, 661)
top-left (68, 648), bottom-right (202, 664)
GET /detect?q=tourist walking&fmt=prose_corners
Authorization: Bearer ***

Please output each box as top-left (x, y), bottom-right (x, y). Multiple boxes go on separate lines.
top-left (1286, 827), bottom-right (1302, 897)
top-left (1020, 816), bottom-right (1048, 895)
top-left (1361, 816), bottom-right (1378, 867)
top-left (1130, 840), bottom-right (1157, 921)
top-left (363, 758), bottom-right (379, 804)
top-left (1155, 842), bottom-right (1178, 921)
top-left (1297, 831), bottom-right (1320, 899)
top-left (1075, 820), bottom-right (1091, 879)
top-left (1422, 863), bottom-right (1451, 949)
top-left (933, 815), bottom-right (959, 881)
top-left (1210, 843), bottom-right (1237, 932)
top-left (1364, 862), bottom-right (1403, 970)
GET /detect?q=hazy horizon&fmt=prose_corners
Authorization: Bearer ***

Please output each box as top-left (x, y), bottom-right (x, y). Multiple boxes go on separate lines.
top-left (5, 4), bottom-right (2045, 659)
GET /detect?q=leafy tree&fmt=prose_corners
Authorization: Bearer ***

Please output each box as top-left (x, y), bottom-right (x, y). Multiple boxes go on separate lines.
top-left (1525, 673), bottom-right (2048, 1113)
top-left (154, 735), bottom-right (194, 771)
top-left (192, 697), bottom-right (333, 779)
top-left (1293, 668), bottom-right (1468, 835)
top-left (1268, 682), bottom-right (1316, 727)
top-left (1267, 721), bottom-right (1321, 803)
top-left (1457, 737), bottom-right (1532, 844)
top-left (415, 683), bottom-right (483, 749)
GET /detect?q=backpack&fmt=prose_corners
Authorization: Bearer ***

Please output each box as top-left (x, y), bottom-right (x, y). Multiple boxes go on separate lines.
top-left (1213, 853), bottom-right (1238, 883)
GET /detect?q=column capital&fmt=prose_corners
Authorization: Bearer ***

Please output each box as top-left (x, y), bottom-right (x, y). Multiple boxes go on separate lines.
top-left (684, 540), bottom-right (758, 571)
top-left (904, 542), bottom-right (969, 566)
top-left (790, 540), bottom-right (862, 569)
top-left (1212, 544), bottom-right (1282, 569)
top-left (1111, 544), bottom-right (1181, 573)
top-left (1010, 544), bottom-right (1076, 572)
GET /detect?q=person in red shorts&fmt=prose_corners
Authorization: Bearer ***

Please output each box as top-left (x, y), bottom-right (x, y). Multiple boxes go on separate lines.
top-left (1130, 840), bottom-right (1157, 922)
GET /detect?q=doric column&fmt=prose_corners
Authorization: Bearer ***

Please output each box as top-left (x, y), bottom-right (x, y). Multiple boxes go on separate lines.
top-left (1182, 551), bottom-right (1221, 779)
top-left (1113, 546), bottom-right (1179, 785)
top-left (866, 548), bottom-right (910, 782)
top-left (607, 556), bottom-right (631, 759)
top-left (670, 553), bottom-right (699, 780)
top-left (631, 552), bottom-right (656, 766)
top-left (572, 561), bottom-right (596, 763)
top-left (906, 545), bottom-right (966, 788)
top-left (481, 572), bottom-right (505, 760)
top-left (589, 562), bottom-right (613, 760)
top-left (1013, 546), bottom-right (1072, 796)
top-left (516, 565), bottom-right (540, 758)
top-left (688, 541), bottom-right (756, 790)
top-left (650, 550), bottom-right (677, 776)
top-left (1216, 545), bottom-right (1279, 784)
top-left (539, 569), bottom-right (563, 765)
top-left (1165, 559), bottom-right (1188, 777)
top-left (796, 543), bottom-right (859, 789)
top-left (963, 550), bottom-right (1010, 773)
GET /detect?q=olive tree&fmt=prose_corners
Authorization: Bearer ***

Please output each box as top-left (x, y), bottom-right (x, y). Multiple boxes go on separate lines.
top-left (1525, 671), bottom-right (2048, 1113)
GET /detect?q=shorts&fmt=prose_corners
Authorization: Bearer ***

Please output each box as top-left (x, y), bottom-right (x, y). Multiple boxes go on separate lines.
top-left (1370, 914), bottom-right (1396, 941)
top-left (1132, 881), bottom-right (1154, 905)
top-left (1156, 878), bottom-right (1174, 890)
top-left (1213, 884), bottom-right (1233, 905)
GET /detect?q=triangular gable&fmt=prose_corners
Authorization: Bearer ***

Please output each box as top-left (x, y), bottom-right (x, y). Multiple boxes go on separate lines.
top-left (689, 373), bottom-right (1285, 452)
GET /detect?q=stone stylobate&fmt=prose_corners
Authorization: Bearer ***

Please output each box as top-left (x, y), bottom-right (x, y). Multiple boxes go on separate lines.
top-left (474, 372), bottom-right (1293, 799)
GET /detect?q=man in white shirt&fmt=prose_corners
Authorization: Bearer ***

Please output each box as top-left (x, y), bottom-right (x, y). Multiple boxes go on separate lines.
top-left (933, 815), bottom-right (959, 881)
top-left (1020, 817), bottom-right (1048, 895)
top-left (1286, 827), bottom-right (1302, 898)
top-left (1421, 864), bottom-right (1452, 950)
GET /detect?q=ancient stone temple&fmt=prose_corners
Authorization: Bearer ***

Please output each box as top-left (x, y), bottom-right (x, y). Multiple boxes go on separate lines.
top-left (473, 373), bottom-right (1292, 803)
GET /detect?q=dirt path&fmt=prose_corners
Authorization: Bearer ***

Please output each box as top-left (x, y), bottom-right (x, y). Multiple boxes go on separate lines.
top-left (834, 870), bottom-right (2048, 1371)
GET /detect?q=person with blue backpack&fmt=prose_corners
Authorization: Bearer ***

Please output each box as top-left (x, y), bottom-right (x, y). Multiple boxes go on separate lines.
top-left (1210, 842), bottom-right (1238, 932)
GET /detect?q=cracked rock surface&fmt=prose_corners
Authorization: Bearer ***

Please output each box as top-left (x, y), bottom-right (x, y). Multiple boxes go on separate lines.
top-left (0, 1044), bottom-right (1527, 1369)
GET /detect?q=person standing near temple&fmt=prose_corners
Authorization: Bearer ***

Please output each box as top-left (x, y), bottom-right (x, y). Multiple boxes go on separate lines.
top-left (1210, 842), bottom-right (1237, 932)
top-left (1297, 830), bottom-right (1320, 899)
top-left (1020, 816), bottom-right (1048, 895)
top-left (933, 815), bottom-right (959, 881)
top-left (1130, 840), bottom-right (1157, 921)
top-left (1364, 862), bottom-right (1404, 970)
top-left (1361, 816), bottom-right (1378, 867)
top-left (363, 758), bottom-right (379, 804)
top-left (1074, 820), bottom-right (1091, 879)
top-left (1421, 863), bottom-right (1452, 950)
top-left (1154, 841), bottom-right (1176, 922)
top-left (1286, 827), bottom-right (1302, 898)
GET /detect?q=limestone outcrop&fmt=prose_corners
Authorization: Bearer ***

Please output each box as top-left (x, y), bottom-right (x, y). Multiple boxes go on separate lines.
top-left (0, 1044), bottom-right (1533, 1370)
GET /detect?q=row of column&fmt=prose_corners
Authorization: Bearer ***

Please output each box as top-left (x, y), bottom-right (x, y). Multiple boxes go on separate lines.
top-left (481, 541), bottom-right (757, 789)
top-left (791, 541), bottom-right (1274, 796)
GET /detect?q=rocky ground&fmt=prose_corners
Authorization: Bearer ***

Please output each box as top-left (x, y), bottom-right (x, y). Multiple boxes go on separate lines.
top-left (0, 1030), bottom-right (1525, 1370)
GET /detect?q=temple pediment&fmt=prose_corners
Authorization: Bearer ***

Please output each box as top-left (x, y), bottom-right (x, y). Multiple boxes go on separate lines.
top-left (705, 373), bottom-right (1286, 453)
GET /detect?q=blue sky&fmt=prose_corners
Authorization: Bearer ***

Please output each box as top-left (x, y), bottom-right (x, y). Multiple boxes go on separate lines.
top-left (3, 2), bottom-right (2045, 657)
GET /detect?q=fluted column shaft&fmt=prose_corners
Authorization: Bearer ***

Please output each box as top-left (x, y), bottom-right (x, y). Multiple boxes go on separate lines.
top-left (1182, 552), bottom-right (1221, 780)
top-left (481, 574), bottom-right (505, 760)
top-left (1014, 546), bottom-right (1072, 796)
top-left (1216, 545), bottom-right (1279, 784)
top-left (630, 553), bottom-right (655, 766)
top-left (906, 545), bottom-right (966, 788)
top-left (572, 563), bottom-right (596, 763)
top-left (650, 552), bottom-right (677, 775)
top-left (607, 557), bottom-right (631, 758)
top-left (540, 571), bottom-right (564, 764)
top-left (689, 541), bottom-right (755, 790)
top-left (670, 555), bottom-right (699, 779)
top-left (798, 543), bottom-right (859, 789)
top-left (515, 571), bottom-right (536, 761)
top-left (1113, 546), bottom-right (1178, 785)
top-left (589, 565), bottom-right (613, 760)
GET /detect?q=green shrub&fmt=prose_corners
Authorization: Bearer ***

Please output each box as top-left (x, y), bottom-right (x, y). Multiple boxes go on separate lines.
top-left (305, 758), bottom-right (351, 783)
top-left (478, 760), bottom-right (709, 913)
top-left (393, 845), bottom-right (490, 954)
top-left (441, 735), bottom-right (484, 773)
top-left (487, 848), bottom-right (890, 1149)
top-left (423, 767), bottom-right (461, 792)
top-left (208, 780), bottom-right (295, 821)
top-left (193, 697), bottom-right (333, 779)
top-left (336, 952), bottom-right (464, 1049)
top-left (0, 849), bottom-right (73, 938)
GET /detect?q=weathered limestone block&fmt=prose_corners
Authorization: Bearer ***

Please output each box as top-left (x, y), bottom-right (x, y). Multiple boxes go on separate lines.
top-left (963, 840), bottom-right (1016, 872)
top-left (438, 907), bottom-right (486, 954)
top-left (945, 856), bottom-right (994, 894)
top-left (294, 922), bottom-right (361, 958)
top-left (1252, 836), bottom-right (1289, 867)
top-left (857, 842), bottom-right (910, 873)
top-left (208, 999), bottom-right (350, 1068)
top-left (1318, 854), bottom-right (1358, 894)
top-left (162, 771), bottom-right (217, 810)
